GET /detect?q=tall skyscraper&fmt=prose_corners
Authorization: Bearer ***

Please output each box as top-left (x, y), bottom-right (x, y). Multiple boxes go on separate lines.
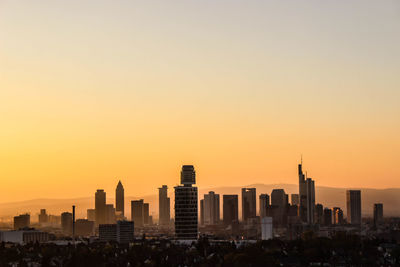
top-left (200, 199), bottom-right (204, 225)
top-left (298, 159), bottom-right (316, 224)
top-left (116, 181), bottom-right (124, 216)
top-left (175, 165), bottom-right (198, 240)
top-left (259, 194), bottom-right (270, 218)
top-left (315, 203), bottom-right (324, 225)
top-left (158, 185), bottom-right (170, 226)
top-left (131, 200), bottom-right (144, 228)
top-left (105, 204), bottom-right (116, 224)
top-left (223, 195), bottom-right (238, 226)
top-left (271, 189), bottom-right (288, 225)
top-left (323, 208), bottom-right (332, 226)
top-left (346, 190), bottom-right (361, 225)
top-left (95, 189), bottom-right (106, 225)
top-left (61, 212), bottom-right (73, 235)
top-left (203, 191), bottom-right (220, 225)
top-left (242, 188), bottom-right (256, 222)
top-left (373, 203), bottom-right (383, 226)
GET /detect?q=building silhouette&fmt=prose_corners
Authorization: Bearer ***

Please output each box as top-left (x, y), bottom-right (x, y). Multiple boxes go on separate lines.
top-left (259, 194), bottom-right (270, 218)
top-left (241, 188), bottom-right (256, 222)
top-left (131, 200), bottom-right (144, 228)
top-left (291, 194), bottom-right (299, 206)
top-left (346, 190), bottom-right (361, 225)
top-left (158, 185), bottom-right (170, 226)
top-left (200, 199), bottom-right (204, 225)
top-left (223, 195), bottom-right (238, 226)
top-left (305, 178), bottom-right (315, 224)
top-left (373, 203), bottom-right (383, 226)
top-left (75, 219), bottom-right (95, 236)
top-left (99, 221), bottom-right (134, 243)
top-left (38, 209), bottom-right (48, 225)
top-left (14, 214), bottom-right (30, 230)
top-left (175, 165), bottom-right (198, 240)
top-left (323, 208), bottom-right (332, 226)
top-left (61, 212), bottom-right (73, 235)
top-left (95, 189), bottom-right (106, 225)
top-left (332, 207), bottom-right (344, 225)
top-left (106, 204), bottom-right (116, 224)
top-left (87, 209), bottom-right (95, 222)
top-left (116, 181), bottom-right (124, 217)
top-left (203, 191), bottom-right (220, 225)
top-left (143, 203), bottom-right (150, 225)
top-left (298, 159), bottom-right (315, 224)
top-left (315, 203), bottom-right (324, 225)
top-left (271, 189), bottom-right (288, 226)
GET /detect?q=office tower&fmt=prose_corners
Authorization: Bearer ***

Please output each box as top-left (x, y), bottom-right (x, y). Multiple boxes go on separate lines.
top-left (323, 208), bottom-right (332, 226)
top-left (346, 190), bottom-right (362, 225)
top-left (242, 188), bottom-right (256, 222)
top-left (87, 209), bottom-right (95, 222)
top-left (271, 189), bottom-right (288, 225)
top-left (117, 220), bottom-right (135, 243)
top-left (271, 189), bottom-right (287, 207)
top-left (14, 214), bottom-right (30, 230)
top-left (298, 159), bottom-right (316, 224)
top-left (143, 203), bottom-right (150, 225)
top-left (305, 178), bottom-right (315, 224)
top-left (203, 191), bottom-right (220, 225)
top-left (373, 203), bottom-right (383, 226)
top-left (95, 189), bottom-right (106, 225)
top-left (38, 209), bottom-right (48, 225)
top-left (75, 219), bottom-right (95, 236)
top-left (106, 204), bottom-right (116, 224)
top-left (175, 165), bottom-right (198, 240)
top-left (131, 200), bottom-right (144, 227)
top-left (332, 207), bottom-right (344, 225)
top-left (158, 185), bottom-right (170, 226)
top-left (259, 194), bottom-right (270, 218)
top-left (61, 212), bottom-right (73, 235)
top-left (314, 204), bottom-right (324, 224)
top-left (291, 194), bottom-right (299, 206)
top-left (116, 181), bottom-right (124, 216)
top-left (223, 195), bottom-right (238, 226)
top-left (99, 221), bottom-right (134, 243)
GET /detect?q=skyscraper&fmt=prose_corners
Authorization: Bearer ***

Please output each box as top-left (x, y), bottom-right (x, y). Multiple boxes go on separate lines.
top-left (203, 191), bottom-right (220, 225)
top-left (38, 209), bottom-right (48, 225)
top-left (298, 159), bottom-right (316, 224)
top-left (105, 204), bottom-right (116, 224)
top-left (346, 190), bottom-right (361, 225)
top-left (259, 194), bottom-right (270, 218)
top-left (175, 165), bottom-right (198, 240)
top-left (87, 209), bottom-right (95, 222)
top-left (14, 214), bottom-right (30, 230)
top-left (61, 212), bottom-right (73, 235)
top-left (291, 194), bottom-right (299, 206)
top-left (131, 200), bottom-right (144, 228)
top-left (373, 203), bottom-right (383, 226)
top-left (143, 203), bottom-right (150, 225)
top-left (95, 189), bottom-right (106, 225)
top-left (323, 208), bottom-right (332, 226)
top-left (158, 185), bottom-right (170, 226)
top-left (116, 181), bottom-right (124, 216)
top-left (242, 188), bottom-right (256, 222)
top-left (332, 207), bottom-right (344, 225)
top-left (223, 195), bottom-right (238, 226)
top-left (271, 189), bottom-right (288, 225)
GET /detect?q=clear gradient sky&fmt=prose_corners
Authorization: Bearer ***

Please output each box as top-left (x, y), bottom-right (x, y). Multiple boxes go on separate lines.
top-left (0, 0), bottom-right (399, 203)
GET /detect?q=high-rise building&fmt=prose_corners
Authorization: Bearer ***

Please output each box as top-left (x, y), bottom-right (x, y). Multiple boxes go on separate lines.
top-left (314, 203), bottom-right (324, 224)
top-left (323, 208), bottom-right (332, 226)
top-left (298, 159), bottom-right (316, 224)
top-left (95, 189), bottom-right (106, 225)
top-left (14, 214), bottom-right (30, 230)
top-left (38, 209), bottom-right (48, 225)
top-left (346, 190), bottom-right (361, 225)
top-left (116, 181), bottom-right (124, 216)
top-left (87, 209), bottom-right (95, 222)
top-left (158, 185), bottom-right (170, 226)
top-left (75, 219), bottom-right (95, 236)
top-left (105, 204), bottom-right (116, 224)
top-left (200, 199), bottom-right (204, 225)
top-left (271, 189), bottom-right (288, 226)
top-left (373, 203), bottom-right (383, 226)
top-left (143, 203), bottom-right (150, 225)
top-left (131, 200), bottom-right (144, 228)
top-left (291, 194), bottom-right (299, 206)
top-left (175, 165), bottom-right (198, 240)
top-left (242, 188), bottom-right (256, 222)
top-left (61, 212), bottom-right (73, 235)
top-left (99, 221), bottom-right (134, 243)
top-left (259, 194), bottom-right (270, 218)
top-left (203, 191), bottom-right (220, 225)
top-left (223, 195), bottom-right (238, 226)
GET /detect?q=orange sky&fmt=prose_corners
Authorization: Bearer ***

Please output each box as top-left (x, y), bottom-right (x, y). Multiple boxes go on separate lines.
top-left (0, 0), bottom-right (399, 203)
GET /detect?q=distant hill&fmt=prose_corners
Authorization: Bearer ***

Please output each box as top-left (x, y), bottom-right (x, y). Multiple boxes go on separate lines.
top-left (1, 184), bottom-right (399, 221)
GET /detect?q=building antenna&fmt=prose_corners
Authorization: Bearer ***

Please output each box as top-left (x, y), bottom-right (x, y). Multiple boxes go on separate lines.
top-left (301, 154), bottom-right (303, 165)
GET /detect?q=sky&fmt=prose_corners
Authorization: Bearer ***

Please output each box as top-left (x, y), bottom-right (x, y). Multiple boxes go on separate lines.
top-left (0, 0), bottom-right (399, 203)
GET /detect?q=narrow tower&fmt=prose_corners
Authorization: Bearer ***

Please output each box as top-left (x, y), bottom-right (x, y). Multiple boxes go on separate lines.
top-left (116, 181), bottom-right (125, 216)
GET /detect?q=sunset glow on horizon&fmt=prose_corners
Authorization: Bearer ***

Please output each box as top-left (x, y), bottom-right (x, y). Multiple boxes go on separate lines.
top-left (0, 0), bottom-right (399, 203)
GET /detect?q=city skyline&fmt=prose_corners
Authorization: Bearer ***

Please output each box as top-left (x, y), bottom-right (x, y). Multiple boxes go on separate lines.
top-left (1, 0), bottom-right (400, 203)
